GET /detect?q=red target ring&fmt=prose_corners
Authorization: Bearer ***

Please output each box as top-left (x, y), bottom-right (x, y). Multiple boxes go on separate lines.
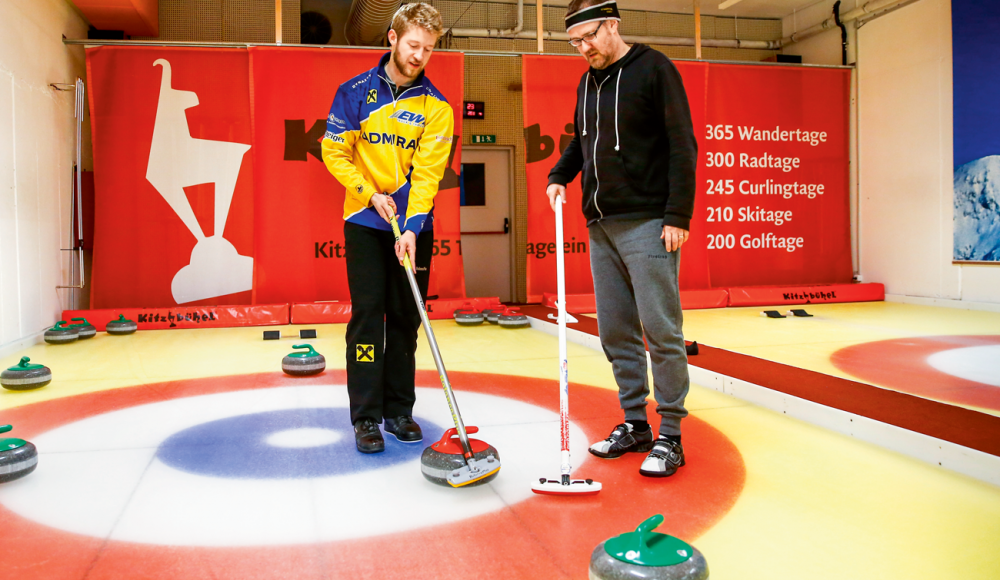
top-left (0, 370), bottom-right (745, 580)
top-left (831, 335), bottom-right (1000, 412)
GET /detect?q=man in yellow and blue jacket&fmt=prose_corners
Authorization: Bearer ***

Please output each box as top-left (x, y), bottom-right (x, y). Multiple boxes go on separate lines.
top-left (322, 3), bottom-right (454, 454)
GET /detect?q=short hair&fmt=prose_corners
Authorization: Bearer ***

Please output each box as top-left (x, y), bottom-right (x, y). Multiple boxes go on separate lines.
top-left (566, 0), bottom-right (604, 17)
top-left (391, 3), bottom-right (444, 38)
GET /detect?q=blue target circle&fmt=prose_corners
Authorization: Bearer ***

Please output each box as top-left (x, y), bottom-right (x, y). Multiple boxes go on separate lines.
top-left (156, 408), bottom-right (443, 479)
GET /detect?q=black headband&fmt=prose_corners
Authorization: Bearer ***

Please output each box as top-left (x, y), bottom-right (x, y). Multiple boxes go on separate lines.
top-left (565, 0), bottom-right (621, 33)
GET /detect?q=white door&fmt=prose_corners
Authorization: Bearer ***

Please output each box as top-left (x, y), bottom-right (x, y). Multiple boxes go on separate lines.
top-left (460, 146), bottom-right (513, 302)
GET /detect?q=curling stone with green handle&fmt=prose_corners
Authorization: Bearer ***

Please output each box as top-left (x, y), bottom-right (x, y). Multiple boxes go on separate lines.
top-left (589, 515), bottom-right (708, 580)
top-left (282, 344), bottom-right (326, 376)
top-left (44, 321), bottom-right (79, 345)
top-left (106, 314), bottom-right (138, 335)
top-left (69, 317), bottom-right (97, 339)
top-left (0, 425), bottom-right (38, 483)
top-left (498, 307), bottom-right (530, 329)
top-left (1, 357), bottom-right (52, 391)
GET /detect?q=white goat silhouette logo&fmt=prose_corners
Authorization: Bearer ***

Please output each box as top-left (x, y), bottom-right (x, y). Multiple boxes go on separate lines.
top-left (146, 59), bottom-right (254, 304)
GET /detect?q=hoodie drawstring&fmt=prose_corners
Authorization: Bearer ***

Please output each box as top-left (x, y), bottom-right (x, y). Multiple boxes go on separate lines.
top-left (582, 72), bottom-right (590, 137)
top-left (613, 68), bottom-right (622, 152)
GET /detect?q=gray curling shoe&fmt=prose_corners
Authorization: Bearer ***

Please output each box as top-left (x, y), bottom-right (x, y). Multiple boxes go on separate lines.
top-left (106, 314), bottom-right (138, 335)
top-left (44, 321), bottom-right (79, 345)
top-left (589, 423), bottom-right (654, 458)
top-left (1, 357), bottom-right (52, 391)
top-left (639, 438), bottom-right (685, 478)
top-left (589, 515), bottom-right (708, 580)
top-left (281, 344), bottom-right (326, 376)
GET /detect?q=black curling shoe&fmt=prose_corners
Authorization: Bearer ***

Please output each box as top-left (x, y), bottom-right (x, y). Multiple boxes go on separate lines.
top-left (354, 418), bottom-right (385, 453)
top-left (384, 415), bottom-right (422, 443)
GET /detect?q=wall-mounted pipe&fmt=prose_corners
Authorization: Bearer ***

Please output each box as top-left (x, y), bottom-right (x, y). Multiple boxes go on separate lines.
top-left (344, 0), bottom-right (401, 46)
top-left (781, 0), bottom-right (911, 46)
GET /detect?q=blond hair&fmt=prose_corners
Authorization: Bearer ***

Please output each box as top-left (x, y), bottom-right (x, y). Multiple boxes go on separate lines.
top-left (391, 3), bottom-right (444, 38)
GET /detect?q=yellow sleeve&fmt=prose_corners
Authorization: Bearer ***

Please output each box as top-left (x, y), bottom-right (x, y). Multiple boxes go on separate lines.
top-left (403, 98), bottom-right (455, 234)
top-left (322, 130), bottom-right (377, 208)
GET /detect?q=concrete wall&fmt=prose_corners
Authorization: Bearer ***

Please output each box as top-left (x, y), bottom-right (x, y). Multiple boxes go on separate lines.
top-left (0, 0), bottom-right (89, 354)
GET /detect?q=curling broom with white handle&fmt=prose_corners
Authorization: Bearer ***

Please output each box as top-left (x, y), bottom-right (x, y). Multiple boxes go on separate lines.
top-left (531, 194), bottom-right (601, 496)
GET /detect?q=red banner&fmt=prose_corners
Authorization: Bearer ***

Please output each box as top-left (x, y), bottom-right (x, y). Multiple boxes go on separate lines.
top-left (248, 47), bottom-right (465, 304)
top-left (86, 47), bottom-right (464, 309)
top-left (522, 55), bottom-right (852, 300)
top-left (87, 47), bottom-right (256, 308)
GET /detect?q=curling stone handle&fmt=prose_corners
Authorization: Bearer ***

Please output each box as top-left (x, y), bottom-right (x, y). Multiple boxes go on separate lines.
top-left (291, 344), bottom-right (318, 356)
top-left (436, 426), bottom-right (479, 446)
top-left (634, 514), bottom-right (665, 551)
top-left (0, 425), bottom-right (11, 435)
top-left (17, 357), bottom-right (31, 368)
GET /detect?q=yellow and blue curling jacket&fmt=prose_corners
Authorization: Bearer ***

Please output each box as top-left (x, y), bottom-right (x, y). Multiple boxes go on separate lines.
top-left (322, 52), bottom-right (454, 235)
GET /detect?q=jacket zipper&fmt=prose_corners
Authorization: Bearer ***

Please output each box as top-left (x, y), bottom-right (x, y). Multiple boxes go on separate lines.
top-left (591, 75), bottom-right (612, 221)
top-left (378, 73), bottom-right (421, 196)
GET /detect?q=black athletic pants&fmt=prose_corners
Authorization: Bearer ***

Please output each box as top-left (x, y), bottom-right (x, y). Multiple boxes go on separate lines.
top-left (344, 221), bottom-right (433, 424)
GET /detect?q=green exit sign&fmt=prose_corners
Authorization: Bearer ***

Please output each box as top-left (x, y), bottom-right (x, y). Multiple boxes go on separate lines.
top-left (471, 134), bottom-right (496, 144)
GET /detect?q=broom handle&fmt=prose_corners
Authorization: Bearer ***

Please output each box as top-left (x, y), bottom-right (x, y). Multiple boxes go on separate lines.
top-left (389, 216), bottom-right (474, 458)
top-left (555, 196), bottom-right (571, 480)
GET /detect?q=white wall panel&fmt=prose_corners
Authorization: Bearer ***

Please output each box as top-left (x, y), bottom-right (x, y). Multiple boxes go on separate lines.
top-left (0, 0), bottom-right (88, 351)
top-left (856, 0), bottom-right (999, 304)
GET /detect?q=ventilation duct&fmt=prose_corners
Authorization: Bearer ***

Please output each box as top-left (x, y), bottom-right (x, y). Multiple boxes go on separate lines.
top-left (344, 0), bottom-right (401, 46)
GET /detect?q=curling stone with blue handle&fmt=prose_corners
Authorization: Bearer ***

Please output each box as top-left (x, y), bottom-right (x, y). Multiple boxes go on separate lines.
top-left (0, 425), bottom-right (38, 483)
top-left (69, 317), bottom-right (97, 339)
top-left (43, 321), bottom-right (79, 345)
top-left (589, 515), bottom-right (708, 580)
top-left (106, 314), bottom-right (138, 335)
top-left (282, 344), bottom-right (326, 376)
top-left (1, 357), bottom-right (52, 391)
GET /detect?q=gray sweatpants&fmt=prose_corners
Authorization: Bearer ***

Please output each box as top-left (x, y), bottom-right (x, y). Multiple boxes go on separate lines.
top-left (589, 218), bottom-right (689, 436)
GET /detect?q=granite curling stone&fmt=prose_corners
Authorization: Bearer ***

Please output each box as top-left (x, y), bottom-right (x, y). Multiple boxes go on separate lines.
top-left (453, 308), bottom-right (484, 326)
top-left (1, 357), bottom-right (52, 391)
top-left (589, 515), bottom-right (708, 580)
top-left (43, 321), bottom-right (79, 345)
top-left (498, 308), bottom-right (530, 329)
top-left (69, 317), bottom-right (97, 340)
top-left (282, 344), bottom-right (326, 376)
top-left (106, 314), bottom-right (138, 335)
top-left (420, 427), bottom-right (500, 488)
top-left (0, 425), bottom-right (38, 484)
top-left (482, 309), bottom-right (500, 325)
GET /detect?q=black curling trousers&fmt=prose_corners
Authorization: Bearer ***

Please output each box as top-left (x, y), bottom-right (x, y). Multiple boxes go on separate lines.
top-left (344, 221), bottom-right (433, 425)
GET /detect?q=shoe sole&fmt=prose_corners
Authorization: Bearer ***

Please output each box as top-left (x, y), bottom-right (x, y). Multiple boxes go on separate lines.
top-left (356, 444), bottom-right (385, 454)
top-left (385, 430), bottom-right (422, 444)
top-left (588, 440), bottom-right (654, 459)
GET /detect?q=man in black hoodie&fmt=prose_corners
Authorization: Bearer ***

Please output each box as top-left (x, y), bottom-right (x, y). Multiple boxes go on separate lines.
top-left (546, 0), bottom-right (698, 477)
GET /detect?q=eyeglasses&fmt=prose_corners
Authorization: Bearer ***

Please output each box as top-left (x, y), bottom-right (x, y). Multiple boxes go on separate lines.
top-left (568, 21), bottom-right (603, 47)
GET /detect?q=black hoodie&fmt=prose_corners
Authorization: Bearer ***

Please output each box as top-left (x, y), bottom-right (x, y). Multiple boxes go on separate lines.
top-left (548, 44), bottom-right (698, 230)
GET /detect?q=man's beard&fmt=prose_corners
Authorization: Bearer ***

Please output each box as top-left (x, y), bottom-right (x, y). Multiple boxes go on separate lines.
top-left (392, 49), bottom-right (421, 82)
